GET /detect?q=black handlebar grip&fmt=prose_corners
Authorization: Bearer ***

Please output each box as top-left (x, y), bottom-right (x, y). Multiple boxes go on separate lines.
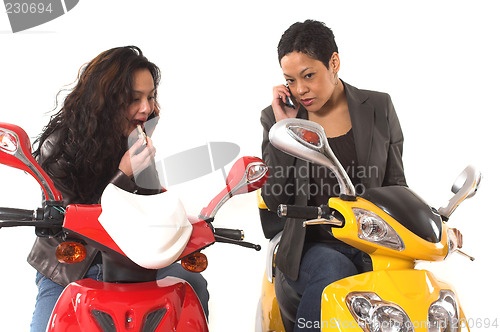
top-left (0, 207), bottom-right (35, 221)
top-left (213, 228), bottom-right (244, 241)
top-left (277, 204), bottom-right (322, 219)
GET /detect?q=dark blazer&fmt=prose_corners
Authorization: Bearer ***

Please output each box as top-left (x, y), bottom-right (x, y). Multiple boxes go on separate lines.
top-left (260, 81), bottom-right (407, 280)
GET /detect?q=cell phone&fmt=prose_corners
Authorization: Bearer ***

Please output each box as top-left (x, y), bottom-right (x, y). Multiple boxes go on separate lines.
top-left (284, 83), bottom-right (296, 109)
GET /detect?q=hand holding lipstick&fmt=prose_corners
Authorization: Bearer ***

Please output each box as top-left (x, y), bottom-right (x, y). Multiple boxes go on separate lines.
top-left (136, 124), bottom-right (148, 145)
top-left (119, 133), bottom-right (156, 178)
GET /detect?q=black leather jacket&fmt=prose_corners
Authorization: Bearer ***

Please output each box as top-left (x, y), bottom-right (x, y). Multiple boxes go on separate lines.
top-left (27, 130), bottom-right (162, 286)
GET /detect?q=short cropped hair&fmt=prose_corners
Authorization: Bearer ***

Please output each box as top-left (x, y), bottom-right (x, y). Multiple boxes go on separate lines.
top-left (277, 19), bottom-right (338, 68)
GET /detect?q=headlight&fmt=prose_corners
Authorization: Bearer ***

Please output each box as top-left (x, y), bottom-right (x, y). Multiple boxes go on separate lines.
top-left (353, 208), bottom-right (405, 251)
top-left (428, 290), bottom-right (459, 332)
top-left (346, 292), bottom-right (414, 332)
top-left (351, 296), bottom-right (372, 321)
top-left (372, 304), bottom-right (413, 332)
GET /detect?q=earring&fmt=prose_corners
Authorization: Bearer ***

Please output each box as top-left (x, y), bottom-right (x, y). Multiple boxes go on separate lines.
top-left (334, 72), bottom-right (339, 85)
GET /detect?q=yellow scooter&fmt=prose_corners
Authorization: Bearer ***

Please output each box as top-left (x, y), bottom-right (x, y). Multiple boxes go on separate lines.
top-left (256, 118), bottom-right (480, 332)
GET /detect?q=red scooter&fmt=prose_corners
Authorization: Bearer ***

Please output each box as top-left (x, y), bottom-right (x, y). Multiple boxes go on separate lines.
top-left (0, 122), bottom-right (268, 331)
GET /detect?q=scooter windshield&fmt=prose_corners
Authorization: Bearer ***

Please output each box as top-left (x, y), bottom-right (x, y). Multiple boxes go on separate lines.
top-left (98, 184), bottom-right (193, 269)
top-left (362, 186), bottom-right (442, 243)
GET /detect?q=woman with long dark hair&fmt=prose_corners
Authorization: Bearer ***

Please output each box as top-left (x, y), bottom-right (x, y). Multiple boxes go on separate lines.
top-left (28, 46), bottom-right (209, 332)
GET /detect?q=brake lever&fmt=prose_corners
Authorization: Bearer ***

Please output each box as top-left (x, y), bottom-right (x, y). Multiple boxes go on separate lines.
top-left (214, 235), bottom-right (261, 251)
top-left (303, 218), bottom-right (344, 227)
top-left (456, 249), bottom-right (475, 261)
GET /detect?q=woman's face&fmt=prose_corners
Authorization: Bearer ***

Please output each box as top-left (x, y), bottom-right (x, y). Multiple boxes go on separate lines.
top-left (124, 68), bottom-right (156, 135)
top-left (280, 51), bottom-right (338, 113)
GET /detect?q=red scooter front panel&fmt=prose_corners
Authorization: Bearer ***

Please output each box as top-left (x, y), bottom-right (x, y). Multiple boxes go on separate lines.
top-left (47, 277), bottom-right (208, 332)
top-left (63, 205), bottom-right (216, 261)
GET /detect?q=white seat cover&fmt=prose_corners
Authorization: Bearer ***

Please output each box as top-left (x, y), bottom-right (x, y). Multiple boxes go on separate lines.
top-left (98, 184), bottom-right (192, 269)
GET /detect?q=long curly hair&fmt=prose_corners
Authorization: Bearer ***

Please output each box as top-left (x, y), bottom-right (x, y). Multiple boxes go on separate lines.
top-left (33, 46), bottom-right (161, 203)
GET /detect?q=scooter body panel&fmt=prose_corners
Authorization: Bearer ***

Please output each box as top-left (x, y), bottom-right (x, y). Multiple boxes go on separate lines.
top-left (258, 274), bottom-right (285, 332)
top-left (320, 269), bottom-right (469, 331)
top-left (47, 276), bottom-right (208, 332)
top-left (63, 205), bottom-right (216, 261)
top-left (328, 197), bottom-right (449, 264)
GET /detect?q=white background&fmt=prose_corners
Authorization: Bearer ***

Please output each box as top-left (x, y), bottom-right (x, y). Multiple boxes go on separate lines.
top-left (1, 1), bottom-right (499, 331)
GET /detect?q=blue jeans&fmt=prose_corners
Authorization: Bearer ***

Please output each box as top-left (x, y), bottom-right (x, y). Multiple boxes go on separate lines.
top-left (30, 263), bottom-right (209, 332)
top-left (285, 243), bottom-right (372, 332)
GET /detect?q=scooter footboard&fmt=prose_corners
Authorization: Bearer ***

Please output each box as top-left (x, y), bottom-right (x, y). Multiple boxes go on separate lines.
top-left (47, 276), bottom-right (208, 332)
top-left (318, 269), bottom-right (469, 331)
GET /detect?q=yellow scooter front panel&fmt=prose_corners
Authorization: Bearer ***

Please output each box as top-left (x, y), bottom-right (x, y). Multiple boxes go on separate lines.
top-left (319, 269), bottom-right (469, 331)
top-left (328, 197), bottom-right (450, 267)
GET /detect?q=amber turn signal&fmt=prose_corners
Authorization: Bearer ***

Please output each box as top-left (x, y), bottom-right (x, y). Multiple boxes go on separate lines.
top-left (181, 252), bottom-right (208, 272)
top-left (56, 241), bottom-right (87, 264)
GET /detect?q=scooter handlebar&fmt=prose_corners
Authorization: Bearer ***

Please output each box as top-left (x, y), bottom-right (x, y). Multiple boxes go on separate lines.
top-left (213, 227), bottom-right (244, 241)
top-left (213, 228), bottom-right (261, 251)
top-left (0, 207), bottom-right (44, 228)
top-left (0, 204), bottom-right (64, 229)
top-left (0, 207), bottom-right (37, 221)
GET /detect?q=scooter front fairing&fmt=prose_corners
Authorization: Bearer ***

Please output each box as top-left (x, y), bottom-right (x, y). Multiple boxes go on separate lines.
top-left (319, 269), bottom-right (469, 332)
top-left (47, 202), bottom-right (213, 332)
top-left (48, 276), bottom-right (207, 332)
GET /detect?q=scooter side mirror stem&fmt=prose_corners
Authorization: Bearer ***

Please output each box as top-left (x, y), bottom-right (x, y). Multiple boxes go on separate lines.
top-left (438, 165), bottom-right (481, 220)
top-left (199, 156), bottom-right (269, 219)
top-left (0, 123), bottom-right (62, 203)
top-left (269, 119), bottom-right (356, 200)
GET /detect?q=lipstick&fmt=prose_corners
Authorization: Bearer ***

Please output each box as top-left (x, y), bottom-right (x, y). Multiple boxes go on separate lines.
top-left (136, 124), bottom-right (147, 145)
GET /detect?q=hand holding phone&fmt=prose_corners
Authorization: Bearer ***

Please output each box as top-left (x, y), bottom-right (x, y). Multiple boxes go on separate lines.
top-left (272, 83), bottom-right (299, 122)
top-left (284, 83), bottom-right (296, 109)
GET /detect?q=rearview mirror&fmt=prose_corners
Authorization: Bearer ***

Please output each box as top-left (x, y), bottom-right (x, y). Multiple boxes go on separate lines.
top-left (438, 165), bottom-right (481, 219)
top-left (0, 123), bottom-right (62, 202)
top-left (199, 156), bottom-right (268, 219)
top-left (269, 119), bottom-right (356, 199)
